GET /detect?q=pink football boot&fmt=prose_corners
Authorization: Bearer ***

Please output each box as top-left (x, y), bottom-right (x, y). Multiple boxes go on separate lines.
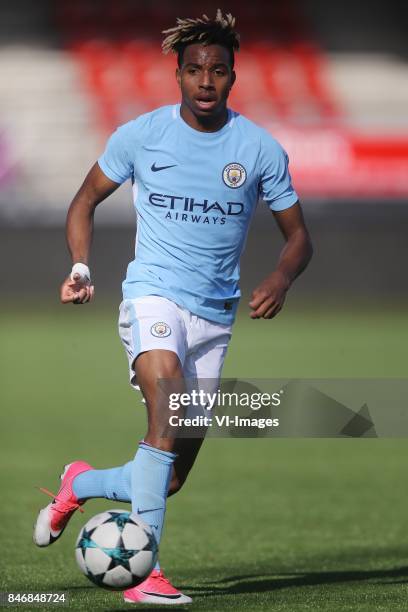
top-left (123, 569), bottom-right (192, 605)
top-left (33, 461), bottom-right (93, 546)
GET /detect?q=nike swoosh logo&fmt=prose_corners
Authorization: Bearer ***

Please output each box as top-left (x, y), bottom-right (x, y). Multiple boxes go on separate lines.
top-left (151, 163), bottom-right (177, 172)
top-left (137, 508), bottom-right (163, 515)
top-left (141, 592), bottom-right (182, 599)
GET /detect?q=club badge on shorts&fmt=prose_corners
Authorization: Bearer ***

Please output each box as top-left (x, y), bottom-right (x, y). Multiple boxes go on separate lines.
top-left (222, 162), bottom-right (247, 189)
top-left (150, 322), bottom-right (171, 338)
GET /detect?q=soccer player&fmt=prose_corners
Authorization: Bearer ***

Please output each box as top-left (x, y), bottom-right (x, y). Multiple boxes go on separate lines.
top-left (34, 10), bottom-right (312, 605)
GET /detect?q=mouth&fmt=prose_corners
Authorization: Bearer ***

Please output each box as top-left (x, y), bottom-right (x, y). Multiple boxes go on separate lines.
top-left (195, 97), bottom-right (218, 111)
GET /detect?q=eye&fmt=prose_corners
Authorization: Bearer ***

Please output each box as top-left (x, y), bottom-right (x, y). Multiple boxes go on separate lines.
top-left (215, 69), bottom-right (226, 77)
top-left (188, 68), bottom-right (198, 75)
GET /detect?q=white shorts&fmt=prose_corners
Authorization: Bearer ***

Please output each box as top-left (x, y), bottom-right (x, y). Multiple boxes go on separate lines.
top-left (118, 296), bottom-right (232, 390)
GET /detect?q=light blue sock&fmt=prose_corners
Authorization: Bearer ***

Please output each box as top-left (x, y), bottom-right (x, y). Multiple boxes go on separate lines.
top-left (72, 446), bottom-right (174, 572)
top-left (72, 462), bottom-right (132, 502)
top-left (131, 442), bottom-right (176, 564)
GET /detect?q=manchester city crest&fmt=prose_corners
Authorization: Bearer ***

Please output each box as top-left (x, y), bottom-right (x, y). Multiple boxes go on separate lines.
top-left (150, 322), bottom-right (171, 338)
top-left (222, 163), bottom-right (247, 189)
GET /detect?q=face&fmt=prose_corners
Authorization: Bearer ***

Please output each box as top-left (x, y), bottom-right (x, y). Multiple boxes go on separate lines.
top-left (176, 43), bottom-right (236, 121)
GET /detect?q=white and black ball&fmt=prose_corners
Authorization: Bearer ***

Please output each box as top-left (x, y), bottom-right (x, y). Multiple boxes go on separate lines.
top-left (75, 510), bottom-right (158, 590)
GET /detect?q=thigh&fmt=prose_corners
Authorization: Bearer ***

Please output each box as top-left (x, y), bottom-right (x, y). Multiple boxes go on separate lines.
top-left (118, 296), bottom-right (188, 390)
top-left (169, 328), bottom-right (232, 489)
top-left (135, 349), bottom-right (186, 451)
top-left (180, 325), bottom-right (232, 435)
top-left (184, 327), bottom-right (232, 383)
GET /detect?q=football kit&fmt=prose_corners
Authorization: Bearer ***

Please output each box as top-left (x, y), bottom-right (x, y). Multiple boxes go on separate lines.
top-left (34, 105), bottom-right (299, 604)
top-left (98, 104), bottom-right (298, 382)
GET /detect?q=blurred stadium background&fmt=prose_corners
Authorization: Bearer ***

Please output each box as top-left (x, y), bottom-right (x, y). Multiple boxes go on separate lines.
top-left (1, 1), bottom-right (408, 609)
top-left (1, 0), bottom-right (408, 300)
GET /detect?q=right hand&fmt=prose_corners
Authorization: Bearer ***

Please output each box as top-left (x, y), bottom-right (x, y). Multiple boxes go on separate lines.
top-left (60, 274), bottom-right (94, 304)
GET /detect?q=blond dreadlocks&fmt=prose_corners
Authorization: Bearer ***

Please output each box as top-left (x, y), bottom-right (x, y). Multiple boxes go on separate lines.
top-left (162, 9), bottom-right (240, 67)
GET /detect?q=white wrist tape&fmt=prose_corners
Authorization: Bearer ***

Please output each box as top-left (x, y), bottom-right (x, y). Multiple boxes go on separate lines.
top-left (70, 263), bottom-right (91, 283)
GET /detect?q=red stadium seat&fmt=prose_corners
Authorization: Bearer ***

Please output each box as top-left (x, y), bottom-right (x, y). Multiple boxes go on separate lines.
top-left (57, 0), bottom-right (340, 131)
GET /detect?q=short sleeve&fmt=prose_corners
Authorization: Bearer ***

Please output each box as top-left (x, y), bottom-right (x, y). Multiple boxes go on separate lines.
top-left (259, 135), bottom-right (298, 211)
top-left (98, 123), bottom-right (134, 184)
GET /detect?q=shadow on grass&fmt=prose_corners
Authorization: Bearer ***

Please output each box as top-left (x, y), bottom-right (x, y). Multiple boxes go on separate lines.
top-left (183, 565), bottom-right (408, 597)
top-left (50, 564), bottom-right (408, 609)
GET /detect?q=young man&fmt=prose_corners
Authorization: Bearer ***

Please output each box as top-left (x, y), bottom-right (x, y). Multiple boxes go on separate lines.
top-left (34, 10), bottom-right (312, 605)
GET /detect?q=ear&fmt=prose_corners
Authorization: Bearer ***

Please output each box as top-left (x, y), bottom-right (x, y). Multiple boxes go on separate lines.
top-left (176, 67), bottom-right (181, 88)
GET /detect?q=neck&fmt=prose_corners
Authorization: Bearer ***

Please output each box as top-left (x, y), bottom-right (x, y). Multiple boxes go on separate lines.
top-left (180, 103), bottom-right (229, 133)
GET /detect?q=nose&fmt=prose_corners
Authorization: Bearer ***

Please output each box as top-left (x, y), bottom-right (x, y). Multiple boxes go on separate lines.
top-left (199, 70), bottom-right (215, 89)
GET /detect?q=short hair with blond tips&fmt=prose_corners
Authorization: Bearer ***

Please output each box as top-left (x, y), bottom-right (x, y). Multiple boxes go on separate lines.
top-left (162, 9), bottom-right (240, 67)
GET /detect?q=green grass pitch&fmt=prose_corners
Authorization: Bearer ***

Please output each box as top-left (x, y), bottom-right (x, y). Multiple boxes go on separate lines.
top-left (1, 299), bottom-right (408, 610)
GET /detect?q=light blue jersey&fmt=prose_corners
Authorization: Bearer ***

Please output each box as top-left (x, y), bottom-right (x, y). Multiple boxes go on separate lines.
top-left (98, 104), bottom-right (298, 324)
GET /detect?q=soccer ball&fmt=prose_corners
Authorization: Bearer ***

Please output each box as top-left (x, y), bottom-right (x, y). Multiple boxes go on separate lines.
top-left (75, 509), bottom-right (158, 590)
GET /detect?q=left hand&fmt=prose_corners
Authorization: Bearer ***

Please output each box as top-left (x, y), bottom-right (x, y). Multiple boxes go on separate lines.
top-left (249, 270), bottom-right (290, 319)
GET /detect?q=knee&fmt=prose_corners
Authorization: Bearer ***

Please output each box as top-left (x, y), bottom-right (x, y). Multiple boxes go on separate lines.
top-left (155, 355), bottom-right (182, 381)
top-left (136, 350), bottom-right (182, 381)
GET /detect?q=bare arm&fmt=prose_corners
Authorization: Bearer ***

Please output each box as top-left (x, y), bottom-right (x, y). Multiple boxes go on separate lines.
top-left (249, 202), bottom-right (313, 319)
top-left (61, 163), bottom-right (120, 304)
